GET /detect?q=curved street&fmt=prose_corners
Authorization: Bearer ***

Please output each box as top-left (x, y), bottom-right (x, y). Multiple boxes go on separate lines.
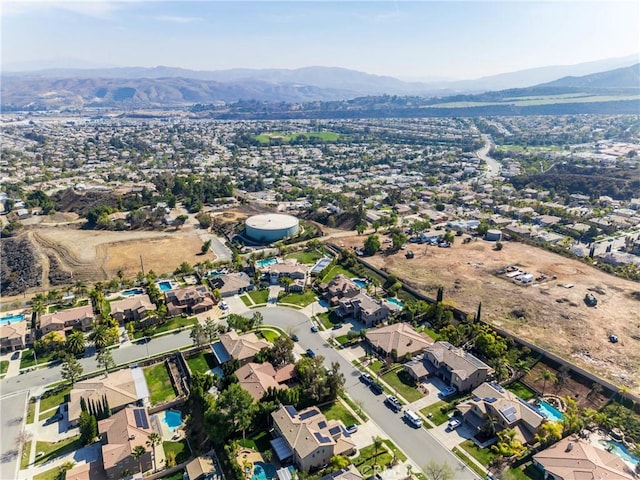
top-left (476, 133), bottom-right (501, 179)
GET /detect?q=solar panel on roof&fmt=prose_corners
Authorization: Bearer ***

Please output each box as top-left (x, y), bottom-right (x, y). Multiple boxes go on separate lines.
top-left (318, 421), bottom-right (327, 429)
top-left (134, 409), bottom-right (149, 429)
top-left (313, 432), bottom-right (331, 444)
top-left (499, 405), bottom-right (517, 423)
top-left (285, 405), bottom-right (297, 417)
top-left (299, 409), bottom-right (319, 421)
top-left (328, 426), bottom-right (341, 435)
top-left (484, 397), bottom-right (497, 403)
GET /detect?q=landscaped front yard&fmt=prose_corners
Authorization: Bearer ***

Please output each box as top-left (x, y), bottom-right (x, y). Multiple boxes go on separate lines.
top-left (353, 442), bottom-right (394, 475)
top-left (420, 400), bottom-right (451, 426)
top-left (460, 439), bottom-right (495, 466)
top-left (0, 360), bottom-right (9, 376)
top-left (319, 400), bottom-right (358, 426)
top-left (143, 364), bottom-right (177, 405)
top-left (380, 368), bottom-right (423, 402)
top-left (34, 435), bottom-right (81, 466)
top-left (185, 351), bottom-right (216, 374)
top-left (20, 349), bottom-right (58, 369)
top-left (133, 316), bottom-right (197, 339)
top-left (248, 289), bottom-right (269, 305)
top-left (39, 386), bottom-right (71, 414)
top-left (279, 290), bottom-right (316, 307)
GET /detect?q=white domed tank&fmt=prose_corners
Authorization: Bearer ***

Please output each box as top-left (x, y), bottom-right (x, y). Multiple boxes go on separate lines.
top-left (486, 229), bottom-right (502, 241)
top-left (245, 214), bottom-right (299, 243)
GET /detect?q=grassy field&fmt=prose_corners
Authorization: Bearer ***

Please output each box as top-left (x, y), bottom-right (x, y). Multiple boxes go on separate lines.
top-left (143, 364), bottom-right (177, 405)
top-left (279, 290), bottom-right (316, 307)
top-left (239, 431), bottom-right (272, 452)
top-left (353, 442), bottom-right (393, 475)
top-left (34, 435), bottom-right (81, 466)
top-left (254, 131), bottom-right (341, 144)
top-left (248, 289), bottom-right (269, 305)
top-left (460, 439), bottom-right (495, 466)
top-left (381, 369), bottom-right (423, 402)
top-left (163, 440), bottom-right (191, 464)
top-left (186, 351), bottom-right (216, 374)
top-left (20, 440), bottom-right (32, 469)
top-left (320, 400), bottom-right (358, 426)
top-left (506, 381), bottom-right (536, 401)
top-left (134, 316), bottom-right (197, 339)
top-left (39, 386), bottom-right (71, 413)
top-left (420, 400), bottom-right (451, 426)
top-left (286, 249), bottom-right (326, 264)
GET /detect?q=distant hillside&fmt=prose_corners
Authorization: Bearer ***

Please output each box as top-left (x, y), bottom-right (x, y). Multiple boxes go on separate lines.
top-left (538, 63), bottom-right (640, 89)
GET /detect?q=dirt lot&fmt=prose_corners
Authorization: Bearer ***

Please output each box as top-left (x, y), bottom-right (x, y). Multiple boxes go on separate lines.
top-left (339, 234), bottom-right (640, 393)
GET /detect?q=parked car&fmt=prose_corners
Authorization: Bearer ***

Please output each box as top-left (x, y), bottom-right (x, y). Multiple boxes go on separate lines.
top-left (447, 418), bottom-right (461, 430)
top-left (291, 334), bottom-right (299, 342)
top-left (306, 349), bottom-right (316, 358)
top-left (370, 382), bottom-right (384, 395)
top-left (310, 325), bottom-right (319, 333)
top-left (359, 373), bottom-right (373, 384)
top-left (219, 301), bottom-right (228, 310)
top-left (385, 395), bottom-right (402, 412)
top-left (345, 424), bottom-right (358, 434)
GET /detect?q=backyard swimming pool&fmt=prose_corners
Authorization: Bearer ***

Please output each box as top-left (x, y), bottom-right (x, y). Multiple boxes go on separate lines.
top-left (599, 440), bottom-right (639, 466)
top-left (256, 258), bottom-right (278, 268)
top-left (158, 281), bottom-right (174, 292)
top-left (386, 297), bottom-right (404, 308)
top-left (352, 278), bottom-right (368, 289)
top-left (536, 400), bottom-right (564, 422)
top-left (162, 409), bottom-right (183, 432)
top-left (251, 462), bottom-right (276, 480)
top-left (0, 313), bottom-right (25, 325)
top-left (122, 288), bottom-right (144, 297)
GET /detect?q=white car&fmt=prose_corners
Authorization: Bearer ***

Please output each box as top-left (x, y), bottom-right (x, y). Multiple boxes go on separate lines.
top-left (220, 301), bottom-right (228, 310)
top-left (448, 418), bottom-right (461, 430)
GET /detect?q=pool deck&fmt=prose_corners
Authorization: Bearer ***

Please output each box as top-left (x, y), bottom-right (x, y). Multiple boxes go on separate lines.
top-left (235, 449), bottom-right (264, 478)
top-left (155, 412), bottom-right (186, 442)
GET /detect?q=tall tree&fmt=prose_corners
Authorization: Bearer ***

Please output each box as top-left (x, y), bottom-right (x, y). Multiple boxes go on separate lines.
top-left (190, 323), bottom-right (207, 348)
top-left (61, 354), bottom-right (84, 386)
top-left (536, 369), bottom-right (557, 396)
top-left (206, 383), bottom-right (256, 441)
top-left (66, 330), bottom-right (86, 356)
top-left (90, 323), bottom-right (116, 350)
top-left (96, 349), bottom-right (116, 376)
top-left (364, 234), bottom-right (381, 256)
top-left (146, 432), bottom-right (162, 472)
top-left (423, 461), bottom-right (454, 480)
top-left (132, 445), bottom-right (147, 474)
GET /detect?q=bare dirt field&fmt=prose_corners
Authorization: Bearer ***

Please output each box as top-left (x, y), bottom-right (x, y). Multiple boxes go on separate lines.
top-left (339, 234), bottom-right (640, 393)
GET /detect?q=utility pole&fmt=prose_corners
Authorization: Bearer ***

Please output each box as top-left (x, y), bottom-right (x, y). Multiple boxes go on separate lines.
top-left (140, 255), bottom-right (145, 277)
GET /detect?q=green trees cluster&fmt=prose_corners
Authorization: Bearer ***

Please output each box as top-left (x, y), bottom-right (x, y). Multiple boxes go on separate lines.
top-left (226, 312), bottom-right (263, 333)
top-left (79, 410), bottom-right (97, 445)
top-left (363, 234), bottom-right (381, 255)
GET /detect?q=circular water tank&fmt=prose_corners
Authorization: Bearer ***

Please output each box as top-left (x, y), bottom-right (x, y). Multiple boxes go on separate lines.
top-left (485, 229), bottom-right (502, 241)
top-left (245, 214), bottom-right (299, 243)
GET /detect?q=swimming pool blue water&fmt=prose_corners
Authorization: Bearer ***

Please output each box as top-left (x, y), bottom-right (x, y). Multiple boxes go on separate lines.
top-left (256, 258), bottom-right (278, 268)
top-left (122, 288), bottom-right (143, 297)
top-left (162, 410), bottom-right (183, 432)
top-left (251, 462), bottom-right (276, 480)
top-left (352, 278), bottom-right (367, 289)
top-left (599, 440), bottom-right (639, 466)
top-left (0, 314), bottom-right (25, 325)
top-left (537, 400), bottom-right (564, 422)
top-left (158, 281), bottom-right (173, 292)
top-left (386, 297), bottom-right (404, 308)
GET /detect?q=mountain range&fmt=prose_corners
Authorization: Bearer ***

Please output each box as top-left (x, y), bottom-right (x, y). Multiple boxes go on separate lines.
top-left (1, 55), bottom-right (638, 110)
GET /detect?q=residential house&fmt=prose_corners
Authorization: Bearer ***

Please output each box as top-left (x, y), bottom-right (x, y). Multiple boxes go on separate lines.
top-left (64, 461), bottom-right (106, 480)
top-left (185, 456), bottom-right (216, 480)
top-left (410, 341), bottom-right (494, 392)
top-left (456, 382), bottom-right (545, 444)
top-left (68, 367), bottom-right (150, 426)
top-left (212, 331), bottom-right (271, 365)
top-left (98, 407), bottom-right (153, 479)
top-left (265, 263), bottom-right (308, 291)
top-left (533, 436), bottom-right (635, 480)
top-left (209, 272), bottom-right (253, 298)
top-left (271, 405), bottom-right (356, 472)
top-left (165, 285), bottom-right (215, 316)
top-left (39, 305), bottom-right (94, 336)
top-left (322, 275), bottom-right (361, 305)
top-left (235, 362), bottom-right (295, 402)
top-left (365, 323), bottom-right (433, 360)
top-left (319, 465), bottom-right (363, 480)
top-left (109, 295), bottom-right (156, 323)
top-left (337, 293), bottom-right (389, 328)
top-left (0, 321), bottom-right (31, 352)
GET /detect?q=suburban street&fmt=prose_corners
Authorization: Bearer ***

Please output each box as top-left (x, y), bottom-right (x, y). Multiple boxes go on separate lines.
top-left (0, 304), bottom-right (478, 479)
top-left (476, 134), bottom-right (500, 179)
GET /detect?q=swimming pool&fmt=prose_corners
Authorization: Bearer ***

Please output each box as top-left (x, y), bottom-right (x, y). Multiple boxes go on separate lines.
top-left (599, 440), bottom-right (639, 466)
top-left (162, 409), bottom-right (183, 432)
top-left (352, 278), bottom-right (368, 289)
top-left (121, 288), bottom-right (144, 297)
top-left (386, 297), bottom-right (404, 308)
top-left (256, 258), bottom-right (278, 268)
top-left (536, 400), bottom-right (564, 422)
top-left (158, 281), bottom-right (174, 292)
top-left (0, 313), bottom-right (25, 325)
top-left (251, 462), bottom-right (276, 480)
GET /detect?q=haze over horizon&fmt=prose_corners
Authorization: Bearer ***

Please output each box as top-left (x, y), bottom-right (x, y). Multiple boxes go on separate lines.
top-left (2, 1), bottom-right (639, 80)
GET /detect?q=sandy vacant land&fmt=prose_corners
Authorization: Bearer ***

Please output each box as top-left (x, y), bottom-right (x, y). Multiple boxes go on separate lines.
top-left (340, 235), bottom-right (640, 392)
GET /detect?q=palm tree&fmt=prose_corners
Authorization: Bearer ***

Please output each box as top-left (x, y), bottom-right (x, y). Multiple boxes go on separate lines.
top-left (66, 330), bottom-right (86, 356)
top-left (74, 281), bottom-right (88, 298)
top-left (536, 369), bottom-right (557, 395)
top-left (90, 323), bottom-right (112, 350)
top-left (132, 445), bottom-right (147, 475)
top-left (146, 432), bottom-right (162, 472)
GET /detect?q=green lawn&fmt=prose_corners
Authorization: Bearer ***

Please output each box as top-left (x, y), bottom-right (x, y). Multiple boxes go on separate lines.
top-left (340, 394), bottom-right (368, 422)
top-left (26, 398), bottom-right (36, 424)
top-left (258, 329), bottom-right (279, 342)
top-left (382, 439), bottom-right (406, 462)
top-left (369, 360), bottom-right (384, 373)
top-left (353, 442), bottom-right (393, 475)
top-left (240, 295), bottom-right (253, 307)
top-left (453, 447), bottom-right (486, 478)
top-left (317, 311), bottom-right (342, 329)
top-left (239, 430), bottom-right (272, 452)
top-left (286, 250), bottom-right (326, 265)
top-left (186, 351), bottom-right (216, 374)
top-left (34, 435), bottom-right (81, 466)
top-left (254, 131), bottom-right (341, 144)
top-left (20, 349), bottom-right (58, 369)
top-left (320, 401), bottom-right (358, 426)
top-left (321, 265), bottom-right (356, 283)
top-left (248, 289), bottom-right (269, 305)
top-left (506, 381), bottom-right (536, 401)
top-left (163, 440), bottom-right (191, 464)
top-left (134, 316), bottom-right (197, 339)
top-left (460, 439), bottom-right (495, 466)
top-left (39, 386), bottom-right (71, 413)
top-left (420, 401), bottom-right (451, 426)
top-left (0, 360), bottom-right (9, 376)
top-left (20, 440), bottom-right (32, 469)
top-left (335, 335), bottom-right (349, 345)
top-left (33, 467), bottom-right (60, 480)
top-left (507, 463), bottom-right (544, 480)
top-left (143, 364), bottom-right (177, 405)
top-left (381, 369), bottom-right (423, 402)
top-left (162, 471), bottom-right (186, 480)
top-left (279, 290), bottom-right (317, 307)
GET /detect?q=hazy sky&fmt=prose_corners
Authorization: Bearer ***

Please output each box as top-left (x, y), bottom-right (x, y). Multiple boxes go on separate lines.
top-left (2, 1), bottom-right (639, 79)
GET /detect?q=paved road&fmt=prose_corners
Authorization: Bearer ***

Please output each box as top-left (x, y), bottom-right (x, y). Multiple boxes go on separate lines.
top-left (0, 391), bottom-right (29, 480)
top-left (476, 134), bottom-right (500, 179)
top-left (243, 307), bottom-right (478, 479)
